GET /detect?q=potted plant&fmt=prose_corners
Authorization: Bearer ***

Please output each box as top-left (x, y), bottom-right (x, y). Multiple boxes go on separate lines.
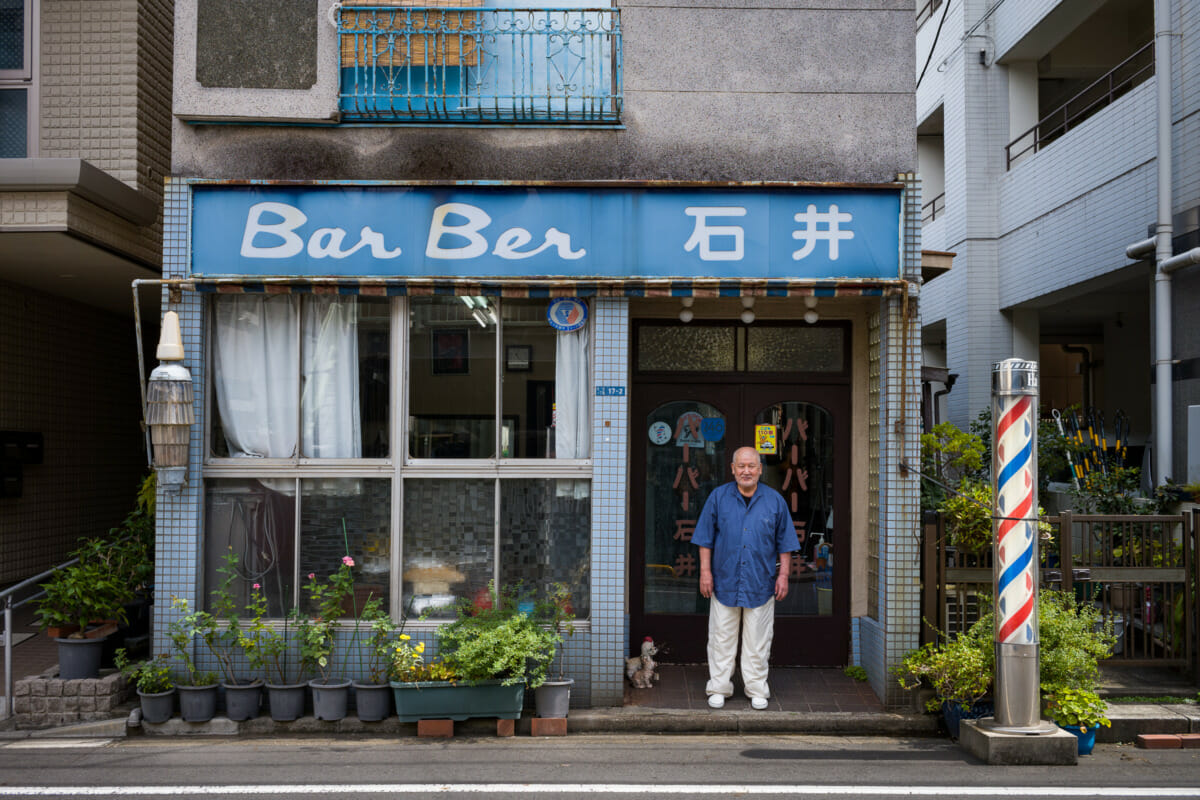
top-left (533, 582), bottom-right (576, 719)
top-left (300, 556), bottom-right (357, 721)
top-left (350, 594), bottom-right (397, 722)
top-left (114, 648), bottom-right (175, 724)
top-left (34, 547), bottom-right (132, 680)
top-left (239, 582), bottom-right (310, 722)
top-left (1043, 687), bottom-right (1111, 755)
top-left (167, 596), bottom-right (220, 722)
top-left (388, 583), bottom-right (560, 723)
top-left (209, 551), bottom-right (262, 721)
top-left (894, 623), bottom-right (993, 738)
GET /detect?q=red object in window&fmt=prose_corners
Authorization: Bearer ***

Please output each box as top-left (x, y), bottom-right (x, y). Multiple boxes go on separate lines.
top-left (472, 587), bottom-right (494, 614)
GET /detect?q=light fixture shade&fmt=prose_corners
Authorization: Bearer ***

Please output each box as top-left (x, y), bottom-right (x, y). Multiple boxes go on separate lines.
top-left (147, 362), bottom-right (194, 475)
top-left (156, 311), bottom-right (185, 361)
top-left (679, 308), bottom-right (694, 323)
top-left (804, 310), bottom-right (820, 324)
top-left (740, 309), bottom-right (755, 324)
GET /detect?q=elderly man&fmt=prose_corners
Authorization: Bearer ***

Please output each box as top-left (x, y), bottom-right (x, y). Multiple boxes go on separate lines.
top-left (692, 446), bottom-right (797, 710)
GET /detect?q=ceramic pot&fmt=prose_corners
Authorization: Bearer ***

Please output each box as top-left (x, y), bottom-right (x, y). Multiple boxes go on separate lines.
top-left (390, 679), bottom-right (524, 723)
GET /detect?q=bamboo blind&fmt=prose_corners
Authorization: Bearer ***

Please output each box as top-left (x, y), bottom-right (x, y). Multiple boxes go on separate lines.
top-left (339, 0), bottom-right (483, 68)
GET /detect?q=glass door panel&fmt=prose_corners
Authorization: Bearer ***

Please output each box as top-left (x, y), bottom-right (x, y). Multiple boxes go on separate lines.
top-left (755, 401), bottom-right (835, 617)
top-left (642, 399), bottom-right (729, 615)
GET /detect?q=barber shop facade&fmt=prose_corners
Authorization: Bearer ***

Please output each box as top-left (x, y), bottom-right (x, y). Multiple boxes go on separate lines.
top-left (154, 178), bottom-right (924, 708)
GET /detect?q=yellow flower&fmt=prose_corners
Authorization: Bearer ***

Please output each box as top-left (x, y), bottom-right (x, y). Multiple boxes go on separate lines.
top-left (399, 634), bottom-right (410, 641)
top-left (416, 643), bottom-right (425, 653)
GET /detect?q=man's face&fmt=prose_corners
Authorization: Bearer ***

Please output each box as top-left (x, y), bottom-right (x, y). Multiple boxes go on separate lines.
top-left (731, 451), bottom-right (762, 494)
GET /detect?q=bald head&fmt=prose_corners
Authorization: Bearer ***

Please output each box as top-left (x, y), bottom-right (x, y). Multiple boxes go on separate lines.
top-left (730, 447), bottom-right (762, 497)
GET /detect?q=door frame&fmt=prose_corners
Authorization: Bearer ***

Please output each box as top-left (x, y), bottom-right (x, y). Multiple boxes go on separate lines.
top-left (627, 320), bottom-right (854, 666)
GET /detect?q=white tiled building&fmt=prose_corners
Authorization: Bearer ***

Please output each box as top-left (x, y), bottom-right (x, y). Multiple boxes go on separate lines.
top-left (918, 0), bottom-right (1200, 486)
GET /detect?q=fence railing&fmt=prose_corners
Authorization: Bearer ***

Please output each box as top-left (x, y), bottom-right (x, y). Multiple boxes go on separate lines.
top-left (921, 192), bottom-right (945, 223)
top-left (335, 5), bottom-right (622, 123)
top-left (915, 0), bottom-right (942, 28)
top-left (925, 510), bottom-right (1197, 673)
top-left (1005, 42), bottom-right (1153, 169)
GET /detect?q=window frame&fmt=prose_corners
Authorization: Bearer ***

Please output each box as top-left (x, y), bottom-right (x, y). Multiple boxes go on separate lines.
top-left (201, 294), bottom-right (593, 623)
top-left (0, 0), bottom-right (37, 157)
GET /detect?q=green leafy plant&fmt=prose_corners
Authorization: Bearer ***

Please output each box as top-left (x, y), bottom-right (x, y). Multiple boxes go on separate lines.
top-left (114, 648), bottom-right (173, 694)
top-left (1043, 687), bottom-right (1111, 732)
top-left (844, 665), bottom-right (868, 682)
top-left (166, 596), bottom-right (219, 686)
top-left (388, 633), bottom-right (429, 682)
top-left (355, 594), bottom-right (398, 684)
top-left (435, 582), bottom-right (560, 688)
top-left (298, 556), bottom-right (357, 683)
top-left (896, 590), bottom-right (1114, 713)
top-left (34, 555), bottom-right (131, 637)
top-left (203, 550), bottom-right (248, 683)
top-left (938, 479), bottom-right (994, 553)
top-left (920, 422), bottom-right (986, 511)
top-left (534, 582), bottom-right (577, 681)
top-left (894, 623), bottom-right (993, 712)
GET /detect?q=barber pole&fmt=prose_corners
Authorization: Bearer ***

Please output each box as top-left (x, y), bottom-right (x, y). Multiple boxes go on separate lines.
top-left (989, 359), bottom-right (1052, 732)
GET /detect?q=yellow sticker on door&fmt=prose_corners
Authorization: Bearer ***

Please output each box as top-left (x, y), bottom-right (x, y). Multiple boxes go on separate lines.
top-left (755, 424), bottom-right (777, 455)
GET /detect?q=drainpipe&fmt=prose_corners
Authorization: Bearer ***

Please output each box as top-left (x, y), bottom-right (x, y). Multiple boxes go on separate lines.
top-left (1152, 0), bottom-right (1173, 486)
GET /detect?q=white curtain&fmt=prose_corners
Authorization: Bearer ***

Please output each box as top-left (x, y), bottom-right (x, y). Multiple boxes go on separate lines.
top-left (301, 297), bottom-right (361, 458)
top-left (213, 295), bottom-right (361, 460)
top-left (213, 295), bottom-right (300, 458)
top-left (554, 325), bottom-right (590, 459)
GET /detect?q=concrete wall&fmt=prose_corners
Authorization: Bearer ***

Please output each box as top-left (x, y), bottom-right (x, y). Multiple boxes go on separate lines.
top-left (170, 0), bottom-right (916, 182)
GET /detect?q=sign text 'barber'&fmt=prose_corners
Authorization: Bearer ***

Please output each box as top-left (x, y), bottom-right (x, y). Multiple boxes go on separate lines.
top-left (192, 184), bottom-right (903, 281)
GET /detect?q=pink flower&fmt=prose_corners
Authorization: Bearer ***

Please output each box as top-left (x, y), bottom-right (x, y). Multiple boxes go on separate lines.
top-left (252, 583), bottom-right (260, 590)
top-left (342, 556), bottom-right (355, 567)
top-left (308, 573), bottom-right (316, 580)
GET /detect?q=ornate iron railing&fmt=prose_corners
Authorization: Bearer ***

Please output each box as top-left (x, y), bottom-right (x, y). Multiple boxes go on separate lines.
top-left (1005, 42), bottom-right (1153, 169)
top-left (335, 4), bottom-right (622, 123)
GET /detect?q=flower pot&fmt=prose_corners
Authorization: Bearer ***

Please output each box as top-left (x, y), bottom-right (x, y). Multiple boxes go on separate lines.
top-left (309, 678), bottom-right (352, 721)
top-left (390, 679), bottom-right (525, 723)
top-left (1061, 724), bottom-right (1097, 755)
top-left (352, 681), bottom-right (391, 722)
top-left (137, 687), bottom-right (176, 724)
top-left (177, 683), bottom-right (219, 722)
top-left (940, 699), bottom-right (993, 740)
top-left (55, 635), bottom-right (108, 680)
top-left (534, 678), bottom-right (573, 718)
top-left (266, 682), bottom-right (308, 721)
top-left (222, 679), bottom-right (263, 721)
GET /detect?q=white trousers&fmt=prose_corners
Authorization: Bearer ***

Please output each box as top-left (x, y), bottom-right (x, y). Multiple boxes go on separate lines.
top-left (705, 595), bottom-right (775, 700)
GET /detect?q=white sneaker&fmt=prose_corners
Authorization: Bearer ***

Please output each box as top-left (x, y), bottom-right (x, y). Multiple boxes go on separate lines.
top-left (750, 696), bottom-right (769, 710)
top-left (707, 694), bottom-right (726, 709)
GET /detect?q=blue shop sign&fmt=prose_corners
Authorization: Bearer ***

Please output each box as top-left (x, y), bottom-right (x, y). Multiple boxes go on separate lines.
top-left (190, 184), bottom-right (902, 280)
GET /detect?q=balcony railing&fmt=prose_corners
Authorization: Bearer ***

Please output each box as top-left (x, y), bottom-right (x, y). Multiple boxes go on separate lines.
top-left (915, 0), bottom-right (942, 29)
top-left (921, 191), bottom-right (945, 223)
top-left (335, 4), bottom-right (622, 124)
top-left (1005, 42), bottom-right (1153, 169)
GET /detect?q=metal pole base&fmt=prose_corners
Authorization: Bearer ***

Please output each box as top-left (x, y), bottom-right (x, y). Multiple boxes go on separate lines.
top-left (977, 718), bottom-right (1060, 736)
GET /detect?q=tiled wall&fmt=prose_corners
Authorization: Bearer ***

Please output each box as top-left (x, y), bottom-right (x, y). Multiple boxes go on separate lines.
top-left (0, 280), bottom-right (147, 583)
top-left (588, 297), bottom-right (630, 706)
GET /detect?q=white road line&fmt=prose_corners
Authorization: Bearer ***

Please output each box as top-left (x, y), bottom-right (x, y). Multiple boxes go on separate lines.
top-left (0, 785), bottom-right (1196, 797)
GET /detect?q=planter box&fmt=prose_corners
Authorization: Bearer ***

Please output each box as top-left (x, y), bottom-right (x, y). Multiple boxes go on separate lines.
top-left (390, 679), bottom-right (524, 722)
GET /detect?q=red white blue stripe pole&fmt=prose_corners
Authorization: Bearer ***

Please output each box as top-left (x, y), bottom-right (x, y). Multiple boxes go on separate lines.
top-left (990, 359), bottom-right (1047, 731)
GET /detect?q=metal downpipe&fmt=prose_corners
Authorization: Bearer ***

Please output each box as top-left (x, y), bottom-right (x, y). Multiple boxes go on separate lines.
top-left (1153, 0), bottom-right (1174, 486)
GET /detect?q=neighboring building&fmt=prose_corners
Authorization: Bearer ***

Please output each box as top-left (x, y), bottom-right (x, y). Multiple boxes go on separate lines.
top-left (156, 0), bottom-right (925, 706)
top-left (917, 0), bottom-right (1200, 487)
top-left (0, 1), bottom-right (172, 583)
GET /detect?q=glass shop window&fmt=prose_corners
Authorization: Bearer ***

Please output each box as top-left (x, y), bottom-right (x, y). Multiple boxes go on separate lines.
top-left (402, 477), bottom-right (591, 619)
top-left (209, 295), bottom-right (390, 459)
top-left (203, 478), bottom-right (392, 616)
top-left (408, 297), bottom-right (591, 459)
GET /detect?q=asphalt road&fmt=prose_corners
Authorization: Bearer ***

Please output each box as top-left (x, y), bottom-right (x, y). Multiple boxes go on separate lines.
top-left (0, 734), bottom-right (1197, 799)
